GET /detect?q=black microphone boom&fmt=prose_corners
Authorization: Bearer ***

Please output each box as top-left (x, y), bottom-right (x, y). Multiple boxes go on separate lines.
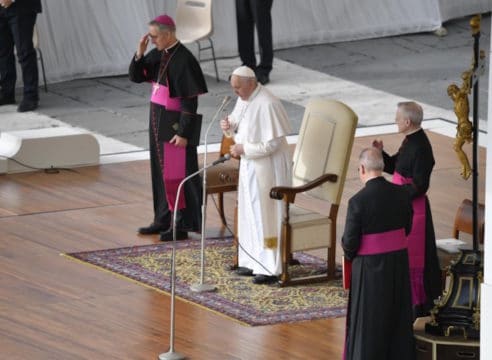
top-left (212, 153), bottom-right (231, 166)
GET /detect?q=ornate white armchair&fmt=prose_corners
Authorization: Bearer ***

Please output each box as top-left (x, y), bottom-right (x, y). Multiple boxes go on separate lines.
top-left (269, 99), bottom-right (357, 286)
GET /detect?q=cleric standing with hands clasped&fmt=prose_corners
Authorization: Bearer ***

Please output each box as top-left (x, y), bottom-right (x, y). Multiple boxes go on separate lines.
top-left (220, 66), bottom-right (291, 285)
top-left (129, 14), bottom-right (208, 241)
top-left (342, 147), bottom-right (415, 360)
top-left (0, 0), bottom-right (42, 112)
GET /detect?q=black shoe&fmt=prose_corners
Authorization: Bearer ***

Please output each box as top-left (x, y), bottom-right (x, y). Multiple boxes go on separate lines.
top-left (235, 267), bottom-right (254, 276)
top-left (17, 99), bottom-right (38, 112)
top-left (0, 96), bottom-right (15, 106)
top-left (160, 229), bottom-right (188, 241)
top-left (138, 223), bottom-right (167, 235)
top-left (289, 258), bottom-right (301, 266)
top-left (256, 73), bottom-right (269, 85)
top-left (252, 274), bottom-right (278, 285)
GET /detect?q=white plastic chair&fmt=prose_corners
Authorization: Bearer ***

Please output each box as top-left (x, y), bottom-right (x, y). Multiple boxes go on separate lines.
top-left (175, 0), bottom-right (219, 82)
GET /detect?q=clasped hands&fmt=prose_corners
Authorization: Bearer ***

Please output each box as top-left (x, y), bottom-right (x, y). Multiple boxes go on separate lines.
top-left (0, 0), bottom-right (14, 9)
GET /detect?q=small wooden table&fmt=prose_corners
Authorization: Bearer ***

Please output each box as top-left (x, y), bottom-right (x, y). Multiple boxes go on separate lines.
top-left (414, 317), bottom-right (480, 360)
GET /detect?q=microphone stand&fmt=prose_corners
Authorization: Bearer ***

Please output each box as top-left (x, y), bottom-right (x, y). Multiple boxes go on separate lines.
top-left (190, 96), bottom-right (230, 293)
top-left (159, 155), bottom-right (231, 360)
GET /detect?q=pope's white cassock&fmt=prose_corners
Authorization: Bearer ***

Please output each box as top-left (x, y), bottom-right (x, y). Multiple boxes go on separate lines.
top-left (228, 84), bottom-right (292, 276)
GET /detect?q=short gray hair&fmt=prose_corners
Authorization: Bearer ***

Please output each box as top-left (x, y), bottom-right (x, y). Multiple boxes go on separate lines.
top-left (359, 147), bottom-right (384, 172)
top-left (397, 101), bottom-right (423, 127)
top-left (149, 21), bottom-right (175, 33)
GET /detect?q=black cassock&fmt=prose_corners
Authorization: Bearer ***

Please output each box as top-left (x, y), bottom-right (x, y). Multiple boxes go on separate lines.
top-left (342, 177), bottom-right (415, 360)
top-left (382, 129), bottom-right (441, 316)
top-left (129, 43), bottom-right (208, 231)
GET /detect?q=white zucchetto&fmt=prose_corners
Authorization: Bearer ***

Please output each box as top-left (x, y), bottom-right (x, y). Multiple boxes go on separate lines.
top-left (231, 66), bottom-right (256, 78)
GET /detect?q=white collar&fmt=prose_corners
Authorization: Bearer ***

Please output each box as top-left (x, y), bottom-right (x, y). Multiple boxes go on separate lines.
top-left (364, 175), bottom-right (380, 184)
top-left (165, 41), bottom-right (179, 53)
top-left (405, 127), bottom-right (421, 136)
top-left (245, 83), bottom-right (261, 103)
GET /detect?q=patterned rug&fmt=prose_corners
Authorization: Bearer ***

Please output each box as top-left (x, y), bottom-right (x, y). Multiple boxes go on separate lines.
top-left (64, 237), bottom-right (347, 326)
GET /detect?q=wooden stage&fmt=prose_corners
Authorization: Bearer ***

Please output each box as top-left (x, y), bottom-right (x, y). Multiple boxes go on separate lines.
top-left (0, 130), bottom-right (485, 359)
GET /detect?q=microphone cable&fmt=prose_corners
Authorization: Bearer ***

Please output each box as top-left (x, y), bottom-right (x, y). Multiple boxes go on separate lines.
top-left (208, 193), bottom-right (277, 278)
top-left (0, 154), bottom-right (79, 174)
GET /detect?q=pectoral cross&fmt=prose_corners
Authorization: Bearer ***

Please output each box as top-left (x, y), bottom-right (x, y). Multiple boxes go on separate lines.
top-left (152, 82), bottom-right (160, 95)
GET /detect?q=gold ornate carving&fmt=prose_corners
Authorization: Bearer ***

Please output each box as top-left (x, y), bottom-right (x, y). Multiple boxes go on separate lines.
top-left (470, 15), bottom-right (481, 36)
top-left (219, 171), bottom-right (239, 184)
top-left (472, 306), bottom-right (480, 330)
top-left (445, 325), bottom-right (468, 339)
top-left (448, 70), bottom-right (473, 180)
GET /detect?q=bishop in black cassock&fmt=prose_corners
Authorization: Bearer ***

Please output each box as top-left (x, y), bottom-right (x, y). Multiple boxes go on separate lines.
top-left (374, 101), bottom-right (441, 318)
top-left (129, 14), bottom-right (208, 240)
top-left (343, 147), bottom-right (415, 360)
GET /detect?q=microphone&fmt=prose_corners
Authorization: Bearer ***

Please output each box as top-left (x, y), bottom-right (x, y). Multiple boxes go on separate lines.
top-left (160, 96), bottom-right (233, 359)
top-left (220, 95), bottom-right (231, 109)
top-left (211, 153), bottom-right (231, 166)
top-left (202, 95), bottom-right (232, 146)
top-left (189, 96), bottom-right (232, 296)
top-left (160, 156), bottom-right (230, 359)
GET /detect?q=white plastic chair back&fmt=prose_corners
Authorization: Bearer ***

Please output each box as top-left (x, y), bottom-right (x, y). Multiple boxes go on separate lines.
top-left (33, 24), bottom-right (39, 49)
top-left (176, 0), bottom-right (213, 44)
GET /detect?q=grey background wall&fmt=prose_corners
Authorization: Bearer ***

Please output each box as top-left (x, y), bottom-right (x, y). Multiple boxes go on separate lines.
top-left (36, 0), bottom-right (490, 83)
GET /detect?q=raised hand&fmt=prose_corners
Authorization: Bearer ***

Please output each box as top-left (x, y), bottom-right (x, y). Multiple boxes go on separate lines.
top-left (136, 33), bottom-right (150, 59)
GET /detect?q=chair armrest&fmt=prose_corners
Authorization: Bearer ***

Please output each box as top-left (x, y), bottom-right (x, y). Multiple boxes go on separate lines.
top-left (270, 173), bottom-right (338, 203)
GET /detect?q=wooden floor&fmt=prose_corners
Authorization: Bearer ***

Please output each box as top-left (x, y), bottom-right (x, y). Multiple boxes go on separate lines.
top-left (0, 131), bottom-right (485, 359)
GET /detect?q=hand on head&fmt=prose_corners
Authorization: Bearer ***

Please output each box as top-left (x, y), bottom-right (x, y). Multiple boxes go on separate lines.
top-left (137, 33), bottom-right (150, 58)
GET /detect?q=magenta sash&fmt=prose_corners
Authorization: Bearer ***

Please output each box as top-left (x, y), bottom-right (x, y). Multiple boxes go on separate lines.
top-left (343, 228), bottom-right (407, 360)
top-left (150, 81), bottom-right (186, 211)
top-left (392, 171), bottom-right (427, 305)
top-left (150, 81), bottom-right (181, 111)
top-left (358, 228), bottom-right (407, 255)
top-left (163, 143), bottom-right (186, 210)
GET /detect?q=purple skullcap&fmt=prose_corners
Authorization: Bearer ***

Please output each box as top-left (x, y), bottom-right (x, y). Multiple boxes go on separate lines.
top-left (153, 14), bottom-right (175, 28)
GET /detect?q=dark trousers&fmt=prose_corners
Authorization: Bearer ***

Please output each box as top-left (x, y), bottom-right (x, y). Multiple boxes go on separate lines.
top-left (235, 0), bottom-right (273, 76)
top-left (0, 10), bottom-right (39, 100)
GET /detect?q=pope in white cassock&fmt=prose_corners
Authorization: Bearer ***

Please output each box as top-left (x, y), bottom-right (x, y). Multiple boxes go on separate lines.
top-left (220, 66), bottom-right (292, 285)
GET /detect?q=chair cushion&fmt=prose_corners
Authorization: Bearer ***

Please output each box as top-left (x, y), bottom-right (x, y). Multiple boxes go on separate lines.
top-left (289, 205), bottom-right (332, 251)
